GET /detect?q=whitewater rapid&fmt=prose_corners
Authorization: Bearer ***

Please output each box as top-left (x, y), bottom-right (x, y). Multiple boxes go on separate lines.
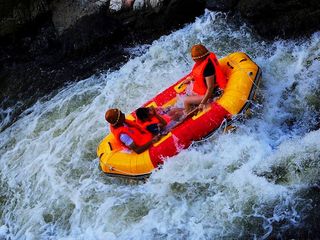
top-left (0, 10), bottom-right (319, 239)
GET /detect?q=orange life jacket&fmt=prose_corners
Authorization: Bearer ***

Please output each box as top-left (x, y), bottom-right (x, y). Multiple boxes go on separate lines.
top-left (136, 115), bottom-right (171, 130)
top-left (136, 116), bottom-right (160, 129)
top-left (110, 120), bottom-right (153, 147)
top-left (191, 52), bottom-right (227, 95)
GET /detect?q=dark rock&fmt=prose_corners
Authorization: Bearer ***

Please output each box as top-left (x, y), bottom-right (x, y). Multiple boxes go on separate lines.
top-left (164, 0), bottom-right (206, 26)
top-left (204, 0), bottom-right (320, 39)
top-left (1, 0), bottom-right (320, 131)
top-left (205, 0), bottom-right (239, 11)
top-left (59, 6), bottom-right (123, 57)
top-left (0, 0), bottom-right (205, 131)
top-left (0, 0), bottom-right (50, 36)
top-left (236, 0), bottom-right (320, 39)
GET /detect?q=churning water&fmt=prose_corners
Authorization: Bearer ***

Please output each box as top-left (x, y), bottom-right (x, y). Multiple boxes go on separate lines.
top-left (0, 10), bottom-right (320, 239)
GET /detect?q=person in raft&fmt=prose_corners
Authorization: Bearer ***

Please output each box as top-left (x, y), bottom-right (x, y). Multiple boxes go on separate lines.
top-left (135, 107), bottom-right (169, 135)
top-left (105, 108), bottom-right (161, 154)
top-left (182, 44), bottom-right (227, 112)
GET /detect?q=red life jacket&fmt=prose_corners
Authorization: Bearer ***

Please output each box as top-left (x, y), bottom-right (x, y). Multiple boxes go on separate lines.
top-left (136, 115), bottom-right (171, 130)
top-left (191, 52), bottom-right (227, 95)
top-left (136, 116), bottom-right (160, 129)
top-left (110, 120), bottom-right (153, 147)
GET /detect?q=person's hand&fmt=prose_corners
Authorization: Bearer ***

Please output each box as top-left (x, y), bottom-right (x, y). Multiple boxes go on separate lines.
top-left (198, 103), bottom-right (205, 111)
top-left (152, 135), bottom-right (162, 143)
top-left (149, 107), bottom-right (156, 115)
top-left (183, 76), bottom-right (193, 84)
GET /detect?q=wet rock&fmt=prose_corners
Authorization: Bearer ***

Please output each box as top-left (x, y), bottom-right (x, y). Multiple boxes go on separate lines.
top-left (0, 0), bottom-right (49, 36)
top-left (205, 0), bottom-right (238, 11)
top-left (0, 0), bottom-right (205, 130)
top-left (50, 0), bottom-right (110, 34)
top-left (204, 0), bottom-right (320, 40)
top-left (236, 0), bottom-right (320, 39)
top-left (1, 0), bottom-right (320, 130)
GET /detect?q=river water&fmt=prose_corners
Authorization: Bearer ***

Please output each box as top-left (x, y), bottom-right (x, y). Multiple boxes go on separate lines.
top-left (0, 11), bottom-right (320, 239)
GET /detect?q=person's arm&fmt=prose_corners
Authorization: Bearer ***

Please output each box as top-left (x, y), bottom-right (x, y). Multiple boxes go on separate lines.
top-left (155, 114), bottom-right (167, 127)
top-left (128, 135), bottom-right (161, 154)
top-left (180, 74), bottom-right (194, 85)
top-left (149, 107), bottom-right (167, 127)
top-left (199, 74), bottom-right (215, 110)
top-left (152, 109), bottom-right (167, 127)
top-left (184, 75), bottom-right (194, 84)
top-left (120, 133), bottom-right (160, 154)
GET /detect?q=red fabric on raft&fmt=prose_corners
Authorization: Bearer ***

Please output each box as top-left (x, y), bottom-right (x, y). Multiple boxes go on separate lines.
top-left (149, 102), bottom-right (230, 167)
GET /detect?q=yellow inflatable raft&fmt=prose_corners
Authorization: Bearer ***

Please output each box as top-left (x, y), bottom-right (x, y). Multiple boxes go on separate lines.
top-left (97, 52), bottom-right (262, 179)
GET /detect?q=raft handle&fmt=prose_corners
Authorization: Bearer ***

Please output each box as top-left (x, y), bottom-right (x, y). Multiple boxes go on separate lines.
top-left (227, 62), bottom-right (234, 69)
top-left (108, 142), bottom-right (113, 151)
top-left (177, 82), bottom-right (184, 89)
top-left (240, 58), bottom-right (247, 63)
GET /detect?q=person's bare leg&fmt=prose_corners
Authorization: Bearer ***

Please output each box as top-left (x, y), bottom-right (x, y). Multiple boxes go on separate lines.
top-left (184, 95), bottom-right (203, 113)
top-left (167, 108), bottom-right (184, 121)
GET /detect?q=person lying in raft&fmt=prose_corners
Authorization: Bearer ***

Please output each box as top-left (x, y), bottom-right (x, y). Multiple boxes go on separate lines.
top-left (181, 44), bottom-right (227, 113)
top-left (105, 108), bottom-right (161, 154)
top-left (135, 107), bottom-right (169, 135)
